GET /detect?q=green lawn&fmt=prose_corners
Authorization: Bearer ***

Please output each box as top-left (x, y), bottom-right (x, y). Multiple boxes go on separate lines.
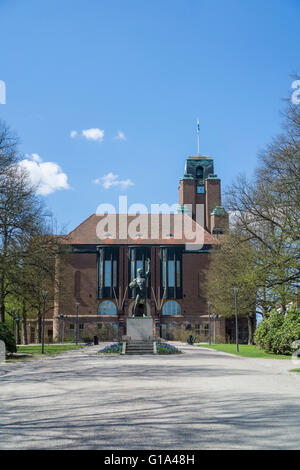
top-left (199, 343), bottom-right (296, 359)
top-left (289, 369), bottom-right (300, 373)
top-left (17, 344), bottom-right (85, 355)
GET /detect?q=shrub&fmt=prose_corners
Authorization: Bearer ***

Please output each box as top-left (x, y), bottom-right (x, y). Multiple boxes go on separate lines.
top-left (97, 325), bottom-right (115, 341)
top-left (254, 310), bottom-right (284, 352)
top-left (276, 309), bottom-right (300, 355)
top-left (254, 308), bottom-right (300, 355)
top-left (171, 327), bottom-right (201, 343)
top-left (0, 323), bottom-right (17, 353)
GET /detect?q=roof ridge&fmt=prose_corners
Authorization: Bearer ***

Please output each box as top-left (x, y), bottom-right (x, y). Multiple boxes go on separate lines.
top-left (66, 212), bottom-right (217, 244)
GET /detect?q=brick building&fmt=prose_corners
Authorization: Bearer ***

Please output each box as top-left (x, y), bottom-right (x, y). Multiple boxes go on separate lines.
top-left (30, 154), bottom-right (247, 344)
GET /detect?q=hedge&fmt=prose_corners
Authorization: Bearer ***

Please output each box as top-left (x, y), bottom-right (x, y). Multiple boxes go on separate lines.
top-left (0, 323), bottom-right (17, 353)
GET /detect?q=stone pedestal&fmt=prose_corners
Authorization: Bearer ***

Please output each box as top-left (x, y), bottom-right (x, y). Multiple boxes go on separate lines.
top-left (0, 340), bottom-right (5, 364)
top-left (125, 317), bottom-right (155, 341)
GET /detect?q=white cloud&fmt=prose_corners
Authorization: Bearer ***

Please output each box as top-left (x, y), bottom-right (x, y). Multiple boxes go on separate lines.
top-left (25, 152), bottom-right (42, 163)
top-left (93, 172), bottom-right (134, 190)
top-left (71, 128), bottom-right (127, 143)
top-left (114, 130), bottom-right (126, 141)
top-left (19, 154), bottom-right (70, 196)
top-left (82, 128), bottom-right (104, 142)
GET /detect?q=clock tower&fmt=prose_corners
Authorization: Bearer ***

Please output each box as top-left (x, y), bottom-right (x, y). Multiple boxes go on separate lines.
top-left (178, 155), bottom-right (228, 235)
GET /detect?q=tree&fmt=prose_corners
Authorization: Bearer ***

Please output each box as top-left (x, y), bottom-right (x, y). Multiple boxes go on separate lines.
top-left (0, 166), bottom-right (45, 323)
top-left (204, 232), bottom-right (258, 344)
top-left (0, 120), bottom-right (18, 176)
top-left (0, 120), bottom-right (69, 344)
top-left (12, 226), bottom-right (61, 343)
top-left (226, 102), bottom-right (300, 312)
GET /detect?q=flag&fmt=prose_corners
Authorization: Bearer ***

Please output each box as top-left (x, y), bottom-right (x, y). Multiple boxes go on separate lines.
top-left (197, 119), bottom-right (200, 134)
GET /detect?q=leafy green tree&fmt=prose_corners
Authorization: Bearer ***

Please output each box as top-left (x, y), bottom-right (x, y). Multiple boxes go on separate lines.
top-left (226, 102), bottom-right (300, 311)
top-left (0, 120), bottom-right (65, 337)
top-left (0, 166), bottom-right (44, 323)
top-left (205, 232), bottom-right (258, 344)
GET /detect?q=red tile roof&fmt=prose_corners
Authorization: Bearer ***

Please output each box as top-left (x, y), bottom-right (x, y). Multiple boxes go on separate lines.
top-left (63, 213), bottom-right (217, 246)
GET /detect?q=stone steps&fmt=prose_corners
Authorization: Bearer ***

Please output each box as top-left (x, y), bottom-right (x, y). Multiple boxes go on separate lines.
top-left (125, 341), bottom-right (154, 355)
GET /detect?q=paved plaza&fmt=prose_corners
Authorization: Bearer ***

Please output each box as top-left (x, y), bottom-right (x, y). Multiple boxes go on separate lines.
top-left (0, 344), bottom-right (300, 450)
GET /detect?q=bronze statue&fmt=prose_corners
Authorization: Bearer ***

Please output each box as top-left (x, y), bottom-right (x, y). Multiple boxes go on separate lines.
top-left (129, 259), bottom-right (150, 317)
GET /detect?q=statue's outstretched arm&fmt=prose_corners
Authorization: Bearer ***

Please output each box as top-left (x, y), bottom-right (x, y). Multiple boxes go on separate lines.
top-left (145, 258), bottom-right (151, 278)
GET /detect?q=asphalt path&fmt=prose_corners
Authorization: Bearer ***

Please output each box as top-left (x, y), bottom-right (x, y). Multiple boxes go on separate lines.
top-left (0, 343), bottom-right (299, 450)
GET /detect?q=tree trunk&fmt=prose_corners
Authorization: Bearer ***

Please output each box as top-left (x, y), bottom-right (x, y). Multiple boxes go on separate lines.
top-left (0, 299), bottom-right (4, 323)
top-left (16, 321), bottom-right (21, 345)
top-left (21, 302), bottom-right (28, 345)
top-left (247, 313), bottom-right (256, 345)
top-left (261, 285), bottom-right (267, 319)
top-left (0, 277), bottom-right (5, 323)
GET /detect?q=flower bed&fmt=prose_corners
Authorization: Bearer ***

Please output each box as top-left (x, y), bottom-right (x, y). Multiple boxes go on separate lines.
top-left (98, 342), bottom-right (122, 354)
top-left (156, 342), bottom-right (181, 355)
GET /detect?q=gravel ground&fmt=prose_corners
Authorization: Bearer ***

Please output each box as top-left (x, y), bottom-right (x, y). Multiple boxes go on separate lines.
top-left (0, 342), bottom-right (299, 450)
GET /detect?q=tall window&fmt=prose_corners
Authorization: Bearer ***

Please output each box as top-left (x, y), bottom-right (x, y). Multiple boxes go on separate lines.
top-left (97, 247), bottom-right (119, 298)
top-left (162, 300), bottom-right (181, 316)
top-left (79, 324), bottom-right (84, 338)
top-left (168, 261), bottom-right (175, 287)
top-left (98, 301), bottom-right (117, 316)
top-left (161, 247), bottom-right (182, 299)
top-left (196, 166), bottom-right (204, 180)
top-left (128, 247), bottom-right (151, 298)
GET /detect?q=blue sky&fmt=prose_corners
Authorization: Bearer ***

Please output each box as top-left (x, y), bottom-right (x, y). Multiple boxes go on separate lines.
top-left (0, 0), bottom-right (299, 232)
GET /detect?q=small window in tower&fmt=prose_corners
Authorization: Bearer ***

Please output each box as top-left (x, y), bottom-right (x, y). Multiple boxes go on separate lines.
top-left (196, 166), bottom-right (204, 180)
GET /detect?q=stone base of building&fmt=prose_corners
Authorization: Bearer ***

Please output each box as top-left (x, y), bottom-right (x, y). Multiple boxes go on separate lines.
top-left (22, 315), bottom-right (249, 345)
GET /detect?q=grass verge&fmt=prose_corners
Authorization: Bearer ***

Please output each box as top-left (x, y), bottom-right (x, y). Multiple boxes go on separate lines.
top-left (199, 343), bottom-right (296, 359)
top-left (17, 344), bottom-right (85, 356)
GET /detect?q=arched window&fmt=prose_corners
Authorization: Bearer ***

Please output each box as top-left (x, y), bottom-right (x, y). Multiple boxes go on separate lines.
top-left (162, 300), bottom-right (181, 316)
top-left (196, 166), bottom-right (204, 180)
top-left (98, 301), bottom-right (117, 316)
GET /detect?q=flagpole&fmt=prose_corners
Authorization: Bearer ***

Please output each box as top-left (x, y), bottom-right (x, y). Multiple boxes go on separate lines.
top-left (197, 119), bottom-right (200, 155)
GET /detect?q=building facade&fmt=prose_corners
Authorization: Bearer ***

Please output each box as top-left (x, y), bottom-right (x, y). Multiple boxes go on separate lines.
top-left (28, 154), bottom-right (247, 344)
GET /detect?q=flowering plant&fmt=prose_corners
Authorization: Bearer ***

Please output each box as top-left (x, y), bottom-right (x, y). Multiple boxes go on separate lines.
top-left (98, 342), bottom-right (122, 354)
top-left (156, 342), bottom-right (181, 355)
